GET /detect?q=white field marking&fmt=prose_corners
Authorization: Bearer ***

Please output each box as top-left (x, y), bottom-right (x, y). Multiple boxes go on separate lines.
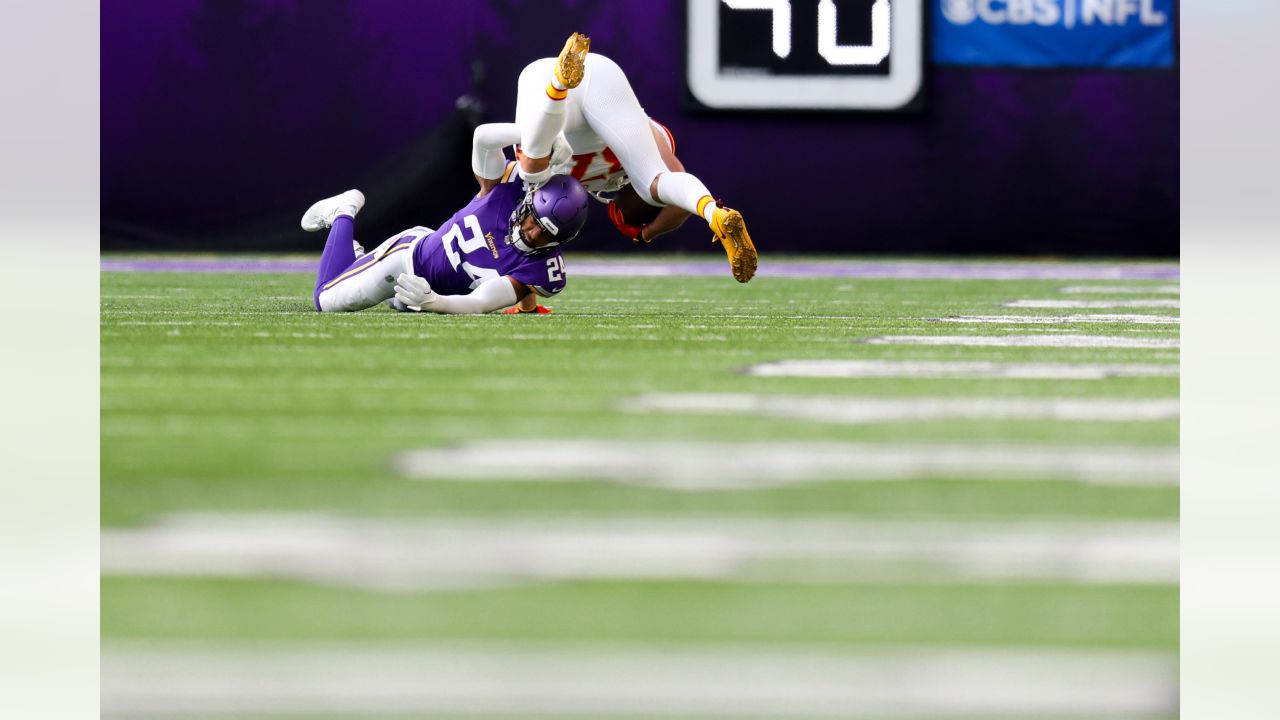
top-left (113, 320), bottom-right (195, 326)
top-left (395, 440), bottom-right (1178, 489)
top-left (623, 394), bottom-right (1179, 423)
top-left (1005, 299), bottom-right (1180, 309)
top-left (1060, 285), bottom-right (1180, 295)
top-left (249, 331), bottom-right (334, 339)
top-left (747, 359), bottom-right (1179, 380)
top-left (113, 320), bottom-right (246, 327)
top-left (529, 310), bottom-right (911, 317)
top-left (866, 334), bottom-right (1180, 349)
top-left (938, 314), bottom-right (1180, 325)
top-left (102, 310), bottom-right (302, 316)
top-left (102, 642), bottom-right (1178, 719)
top-left (583, 297), bottom-right (770, 304)
top-left (566, 258), bottom-right (1180, 280)
top-left (101, 513), bottom-right (1179, 590)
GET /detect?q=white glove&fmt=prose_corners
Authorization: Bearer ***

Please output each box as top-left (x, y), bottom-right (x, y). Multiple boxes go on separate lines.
top-left (393, 272), bottom-right (438, 312)
top-left (524, 134), bottom-right (575, 189)
top-left (549, 132), bottom-right (574, 169)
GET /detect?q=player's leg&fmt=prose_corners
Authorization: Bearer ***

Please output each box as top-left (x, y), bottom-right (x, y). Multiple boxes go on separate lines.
top-left (304, 189), bottom-right (365, 305)
top-left (579, 56), bottom-right (758, 282)
top-left (514, 32), bottom-right (590, 184)
top-left (313, 214), bottom-right (357, 308)
top-left (304, 189), bottom-right (413, 313)
top-left (314, 231), bottom-right (420, 313)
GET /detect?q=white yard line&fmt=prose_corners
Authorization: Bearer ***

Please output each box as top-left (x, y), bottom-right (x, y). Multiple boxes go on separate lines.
top-left (866, 334), bottom-right (1179, 349)
top-left (1005, 299), bottom-right (1180, 309)
top-left (102, 642), bottom-right (1178, 718)
top-left (938, 314), bottom-right (1180, 325)
top-left (394, 440), bottom-right (1178, 489)
top-left (622, 394), bottom-right (1180, 423)
top-left (1060, 285), bottom-right (1180, 294)
top-left (111, 320), bottom-right (247, 327)
top-left (248, 331), bottom-right (334, 339)
top-left (746, 359), bottom-right (1178, 380)
top-left (101, 513), bottom-right (1179, 589)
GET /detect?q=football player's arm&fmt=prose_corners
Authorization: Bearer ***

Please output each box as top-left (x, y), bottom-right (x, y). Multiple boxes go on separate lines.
top-left (472, 123), bottom-right (522, 197)
top-left (394, 273), bottom-right (528, 314)
top-left (514, 291), bottom-right (540, 312)
top-left (637, 126), bottom-right (693, 243)
top-left (474, 124), bottom-right (575, 196)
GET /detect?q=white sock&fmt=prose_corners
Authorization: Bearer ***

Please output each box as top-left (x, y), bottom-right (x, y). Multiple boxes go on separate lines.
top-left (656, 172), bottom-right (717, 222)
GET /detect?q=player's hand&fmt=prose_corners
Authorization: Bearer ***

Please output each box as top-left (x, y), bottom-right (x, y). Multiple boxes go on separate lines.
top-left (549, 133), bottom-right (574, 170)
top-left (393, 272), bottom-right (438, 312)
top-left (607, 200), bottom-right (649, 243)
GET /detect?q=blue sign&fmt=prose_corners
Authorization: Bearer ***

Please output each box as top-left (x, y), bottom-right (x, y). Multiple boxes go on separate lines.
top-left (932, 0), bottom-right (1176, 68)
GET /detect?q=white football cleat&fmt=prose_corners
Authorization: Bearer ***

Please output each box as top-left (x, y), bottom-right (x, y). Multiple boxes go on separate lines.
top-left (300, 189), bottom-right (365, 232)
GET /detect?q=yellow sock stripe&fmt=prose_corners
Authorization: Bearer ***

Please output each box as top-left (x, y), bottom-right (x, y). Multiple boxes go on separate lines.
top-left (500, 161), bottom-right (516, 183)
top-left (321, 243), bottom-right (409, 290)
top-left (545, 83), bottom-right (568, 101)
top-left (696, 195), bottom-right (715, 218)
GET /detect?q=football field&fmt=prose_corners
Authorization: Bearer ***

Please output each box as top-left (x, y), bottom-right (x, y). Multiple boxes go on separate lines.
top-left (101, 254), bottom-right (1179, 719)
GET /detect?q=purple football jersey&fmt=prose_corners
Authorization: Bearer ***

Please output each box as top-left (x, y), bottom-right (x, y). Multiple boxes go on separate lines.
top-left (411, 182), bottom-right (568, 298)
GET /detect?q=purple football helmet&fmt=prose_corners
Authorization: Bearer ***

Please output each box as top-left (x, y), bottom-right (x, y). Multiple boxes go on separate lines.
top-left (507, 174), bottom-right (590, 256)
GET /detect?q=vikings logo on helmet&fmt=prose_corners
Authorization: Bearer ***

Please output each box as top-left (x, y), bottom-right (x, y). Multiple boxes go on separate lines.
top-left (507, 174), bottom-right (591, 256)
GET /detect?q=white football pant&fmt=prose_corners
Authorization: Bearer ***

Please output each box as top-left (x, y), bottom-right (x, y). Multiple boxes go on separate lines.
top-left (516, 54), bottom-right (715, 215)
top-left (315, 229), bottom-right (427, 312)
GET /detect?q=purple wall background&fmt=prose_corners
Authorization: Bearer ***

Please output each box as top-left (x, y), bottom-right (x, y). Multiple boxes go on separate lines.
top-left (102, 0), bottom-right (1178, 256)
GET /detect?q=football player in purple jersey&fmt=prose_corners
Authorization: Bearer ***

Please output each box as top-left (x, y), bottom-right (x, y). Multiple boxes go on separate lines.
top-left (303, 168), bottom-right (589, 315)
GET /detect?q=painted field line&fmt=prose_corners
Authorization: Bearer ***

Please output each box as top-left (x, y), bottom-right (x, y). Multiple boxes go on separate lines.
top-left (866, 334), bottom-right (1179, 349)
top-left (747, 359), bottom-right (1178, 380)
top-left (1060, 285), bottom-right (1180, 294)
top-left (623, 394), bottom-right (1179, 423)
top-left (1005, 299), bottom-right (1180, 309)
top-left (102, 642), bottom-right (1178, 719)
top-left (102, 257), bottom-right (1180, 280)
top-left (395, 440), bottom-right (1178, 489)
top-left (938, 314), bottom-right (1180, 325)
top-left (101, 513), bottom-right (1178, 589)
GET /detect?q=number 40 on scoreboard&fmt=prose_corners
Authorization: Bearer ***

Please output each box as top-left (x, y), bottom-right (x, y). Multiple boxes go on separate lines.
top-left (686, 0), bottom-right (925, 111)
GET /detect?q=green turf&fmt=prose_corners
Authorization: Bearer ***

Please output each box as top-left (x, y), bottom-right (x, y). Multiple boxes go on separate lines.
top-left (101, 256), bottom-right (1178, 653)
top-left (103, 577), bottom-right (1176, 649)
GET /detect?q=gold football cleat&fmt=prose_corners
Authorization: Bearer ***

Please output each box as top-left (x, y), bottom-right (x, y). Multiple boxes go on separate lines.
top-left (710, 206), bottom-right (758, 283)
top-left (555, 32), bottom-right (591, 89)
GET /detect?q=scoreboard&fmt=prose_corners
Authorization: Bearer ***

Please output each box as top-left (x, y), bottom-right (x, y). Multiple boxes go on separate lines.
top-left (686, 0), bottom-right (925, 111)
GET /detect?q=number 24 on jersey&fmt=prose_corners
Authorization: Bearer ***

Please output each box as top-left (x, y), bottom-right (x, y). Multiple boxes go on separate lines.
top-left (546, 256), bottom-right (565, 282)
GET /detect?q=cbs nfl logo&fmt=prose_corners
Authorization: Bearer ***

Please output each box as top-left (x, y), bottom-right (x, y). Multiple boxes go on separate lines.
top-left (939, 0), bottom-right (1169, 27)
